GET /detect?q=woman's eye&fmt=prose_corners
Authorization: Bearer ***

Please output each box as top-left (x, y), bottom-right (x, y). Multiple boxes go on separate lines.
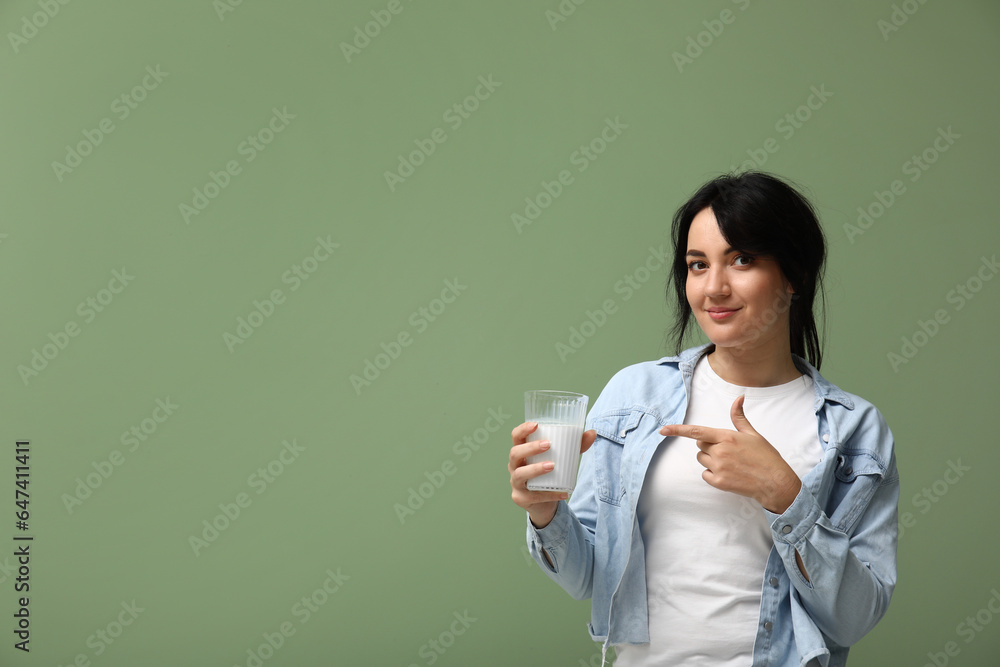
top-left (734, 254), bottom-right (754, 266)
top-left (687, 260), bottom-right (706, 271)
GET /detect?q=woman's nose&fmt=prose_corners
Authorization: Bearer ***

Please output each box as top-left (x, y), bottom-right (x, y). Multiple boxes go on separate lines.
top-left (705, 266), bottom-right (730, 297)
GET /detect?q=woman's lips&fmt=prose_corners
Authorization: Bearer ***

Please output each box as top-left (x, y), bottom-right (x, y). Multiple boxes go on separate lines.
top-left (707, 308), bottom-right (739, 320)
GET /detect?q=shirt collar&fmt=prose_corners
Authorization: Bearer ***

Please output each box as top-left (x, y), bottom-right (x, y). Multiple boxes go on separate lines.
top-left (654, 343), bottom-right (855, 411)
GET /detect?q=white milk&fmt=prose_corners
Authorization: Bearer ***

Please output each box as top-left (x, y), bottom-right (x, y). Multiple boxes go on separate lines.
top-left (526, 422), bottom-right (585, 492)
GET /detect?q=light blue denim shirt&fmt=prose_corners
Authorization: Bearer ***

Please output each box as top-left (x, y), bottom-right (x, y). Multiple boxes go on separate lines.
top-left (526, 343), bottom-right (899, 667)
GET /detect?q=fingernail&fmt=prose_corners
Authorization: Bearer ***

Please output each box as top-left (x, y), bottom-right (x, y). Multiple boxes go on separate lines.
top-left (543, 462), bottom-right (554, 470)
top-left (540, 440), bottom-right (550, 449)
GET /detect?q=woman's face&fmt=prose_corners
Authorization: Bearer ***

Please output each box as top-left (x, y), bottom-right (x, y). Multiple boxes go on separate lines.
top-left (685, 206), bottom-right (794, 354)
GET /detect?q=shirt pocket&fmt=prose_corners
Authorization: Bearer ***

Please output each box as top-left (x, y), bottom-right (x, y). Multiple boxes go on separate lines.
top-left (589, 409), bottom-right (644, 506)
top-left (828, 451), bottom-right (887, 533)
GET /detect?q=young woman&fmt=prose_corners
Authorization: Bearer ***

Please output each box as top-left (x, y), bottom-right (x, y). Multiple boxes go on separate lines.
top-left (508, 171), bottom-right (899, 666)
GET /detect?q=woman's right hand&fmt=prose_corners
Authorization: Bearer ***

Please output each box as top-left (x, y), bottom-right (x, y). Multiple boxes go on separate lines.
top-left (509, 422), bottom-right (596, 529)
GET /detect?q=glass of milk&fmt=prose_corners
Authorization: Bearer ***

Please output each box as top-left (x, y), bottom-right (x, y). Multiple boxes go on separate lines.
top-left (524, 390), bottom-right (589, 493)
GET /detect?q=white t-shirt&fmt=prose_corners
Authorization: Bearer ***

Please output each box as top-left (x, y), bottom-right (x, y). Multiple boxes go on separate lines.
top-left (614, 355), bottom-right (822, 666)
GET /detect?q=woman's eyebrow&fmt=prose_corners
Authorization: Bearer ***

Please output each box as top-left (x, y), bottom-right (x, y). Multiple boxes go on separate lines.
top-left (686, 247), bottom-right (736, 257)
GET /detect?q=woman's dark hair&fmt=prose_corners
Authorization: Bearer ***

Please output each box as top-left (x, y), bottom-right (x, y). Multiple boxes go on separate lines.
top-left (665, 170), bottom-right (828, 369)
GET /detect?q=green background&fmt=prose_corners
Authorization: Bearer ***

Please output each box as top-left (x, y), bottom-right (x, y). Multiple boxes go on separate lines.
top-left (2, 0), bottom-right (998, 665)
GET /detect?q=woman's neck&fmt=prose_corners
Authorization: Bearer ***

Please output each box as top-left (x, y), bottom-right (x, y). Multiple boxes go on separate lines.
top-left (705, 344), bottom-right (802, 387)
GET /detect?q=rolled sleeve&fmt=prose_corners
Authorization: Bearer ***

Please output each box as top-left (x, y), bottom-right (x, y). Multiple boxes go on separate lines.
top-left (763, 462), bottom-right (899, 647)
top-left (525, 496), bottom-right (597, 601)
top-left (526, 501), bottom-right (571, 572)
top-left (766, 482), bottom-right (824, 575)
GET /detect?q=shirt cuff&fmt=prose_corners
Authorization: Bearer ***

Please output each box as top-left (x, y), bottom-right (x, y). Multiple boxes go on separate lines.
top-left (526, 499), bottom-right (571, 552)
top-left (764, 481), bottom-right (823, 547)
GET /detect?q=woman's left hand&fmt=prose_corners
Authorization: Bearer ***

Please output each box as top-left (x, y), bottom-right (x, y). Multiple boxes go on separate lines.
top-left (659, 395), bottom-right (802, 514)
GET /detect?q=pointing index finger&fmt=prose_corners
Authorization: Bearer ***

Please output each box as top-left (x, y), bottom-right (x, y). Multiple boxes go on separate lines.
top-left (659, 423), bottom-right (724, 443)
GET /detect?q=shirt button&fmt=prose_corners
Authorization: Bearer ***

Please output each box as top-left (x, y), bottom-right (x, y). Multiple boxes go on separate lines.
top-left (769, 577), bottom-right (779, 587)
top-left (822, 433), bottom-right (830, 442)
top-left (620, 429), bottom-right (627, 437)
top-left (781, 525), bottom-right (792, 535)
top-left (763, 621), bottom-right (773, 631)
